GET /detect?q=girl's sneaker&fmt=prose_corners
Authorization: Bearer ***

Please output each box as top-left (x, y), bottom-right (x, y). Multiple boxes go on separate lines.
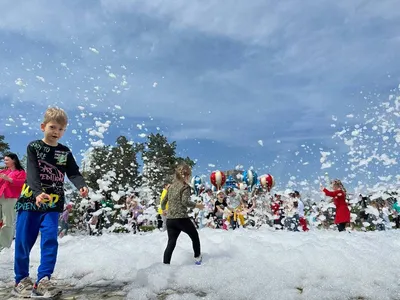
top-left (31, 276), bottom-right (62, 298)
top-left (11, 277), bottom-right (34, 298)
top-left (195, 256), bottom-right (202, 265)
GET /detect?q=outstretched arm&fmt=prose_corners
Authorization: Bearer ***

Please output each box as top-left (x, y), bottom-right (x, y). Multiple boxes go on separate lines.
top-left (322, 188), bottom-right (338, 197)
top-left (66, 151), bottom-right (88, 197)
top-left (66, 152), bottom-right (86, 188)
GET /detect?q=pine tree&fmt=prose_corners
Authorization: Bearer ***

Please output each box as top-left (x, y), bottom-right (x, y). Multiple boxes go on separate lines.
top-left (140, 158), bottom-right (158, 205)
top-left (111, 136), bottom-right (140, 191)
top-left (20, 154), bottom-right (27, 170)
top-left (82, 136), bottom-right (140, 196)
top-left (0, 135), bottom-right (10, 157)
top-left (82, 146), bottom-right (112, 191)
top-left (140, 133), bottom-right (196, 204)
top-left (176, 156), bottom-right (196, 168)
top-left (140, 133), bottom-right (177, 204)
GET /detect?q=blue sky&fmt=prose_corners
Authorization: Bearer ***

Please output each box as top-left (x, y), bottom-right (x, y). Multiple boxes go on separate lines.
top-left (1, 0), bottom-right (400, 192)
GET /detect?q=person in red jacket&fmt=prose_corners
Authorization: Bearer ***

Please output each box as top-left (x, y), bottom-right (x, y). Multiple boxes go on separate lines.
top-left (0, 153), bottom-right (27, 250)
top-left (321, 179), bottom-right (350, 232)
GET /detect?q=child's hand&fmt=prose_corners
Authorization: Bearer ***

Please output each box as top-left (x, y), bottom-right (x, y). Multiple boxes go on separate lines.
top-left (320, 185), bottom-right (324, 192)
top-left (196, 203), bottom-right (205, 210)
top-left (36, 193), bottom-right (51, 207)
top-left (0, 174), bottom-right (11, 182)
top-left (80, 187), bottom-right (89, 198)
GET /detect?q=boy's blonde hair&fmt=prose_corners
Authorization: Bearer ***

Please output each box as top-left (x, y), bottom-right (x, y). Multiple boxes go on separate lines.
top-left (43, 107), bottom-right (68, 127)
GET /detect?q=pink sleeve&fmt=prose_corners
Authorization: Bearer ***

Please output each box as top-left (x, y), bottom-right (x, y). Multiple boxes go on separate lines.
top-left (10, 170), bottom-right (27, 187)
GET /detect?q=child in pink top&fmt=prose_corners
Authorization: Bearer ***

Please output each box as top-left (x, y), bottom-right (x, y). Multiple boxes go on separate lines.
top-left (0, 153), bottom-right (26, 250)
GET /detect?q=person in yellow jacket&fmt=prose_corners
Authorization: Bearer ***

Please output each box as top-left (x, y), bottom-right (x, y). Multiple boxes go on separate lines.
top-left (225, 189), bottom-right (246, 229)
top-left (158, 189), bottom-right (169, 214)
top-left (158, 184), bottom-right (170, 231)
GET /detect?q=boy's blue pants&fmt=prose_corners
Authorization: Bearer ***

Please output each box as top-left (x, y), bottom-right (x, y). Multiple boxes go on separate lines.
top-left (14, 211), bottom-right (59, 284)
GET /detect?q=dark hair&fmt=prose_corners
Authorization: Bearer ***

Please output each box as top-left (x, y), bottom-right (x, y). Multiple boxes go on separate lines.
top-left (225, 187), bottom-right (234, 194)
top-left (4, 153), bottom-right (24, 171)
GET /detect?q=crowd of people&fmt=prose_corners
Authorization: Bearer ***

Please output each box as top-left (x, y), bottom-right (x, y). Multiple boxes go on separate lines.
top-left (72, 178), bottom-right (400, 237)
top-left (75, 177), bottom-right (399, 238)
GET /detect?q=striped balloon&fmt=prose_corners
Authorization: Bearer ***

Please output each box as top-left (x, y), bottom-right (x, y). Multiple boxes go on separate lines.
top-left (210, 170), bottom-right (226, 190)
top-left (259, 174), bottom-right (275, 191)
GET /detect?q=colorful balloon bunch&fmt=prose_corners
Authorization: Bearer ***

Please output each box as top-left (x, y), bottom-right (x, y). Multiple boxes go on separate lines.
top-left (205, 170), bottom-right (275, 193)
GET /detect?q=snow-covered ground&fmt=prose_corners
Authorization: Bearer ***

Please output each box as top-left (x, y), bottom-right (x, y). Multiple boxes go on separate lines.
top-left (1, 228), bottom-right (400, 300)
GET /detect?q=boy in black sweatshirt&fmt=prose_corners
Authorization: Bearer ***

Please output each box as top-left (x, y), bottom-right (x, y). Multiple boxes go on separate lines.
top-left (12, 107), bottom-right (88, 299)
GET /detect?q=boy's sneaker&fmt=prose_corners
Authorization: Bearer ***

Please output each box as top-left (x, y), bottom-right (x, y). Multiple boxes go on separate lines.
top-left (11, 277), bottom-right (34, 298)
top-left (31, 276), bottom-right (62, 298)
top-left (194, 255), bottom-right (202, 265)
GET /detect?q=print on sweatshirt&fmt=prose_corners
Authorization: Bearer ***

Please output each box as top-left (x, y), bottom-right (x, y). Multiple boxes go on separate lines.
top-left (16, 140), bottom-right (86, 212)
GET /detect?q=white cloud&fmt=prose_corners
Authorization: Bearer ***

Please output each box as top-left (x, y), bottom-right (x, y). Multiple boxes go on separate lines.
top-left (169, 127), bottom-right (220, 141)
top-left (101, 0), bottom-right (400, 45)
top-left (1, 0), bottom-right (400, 149)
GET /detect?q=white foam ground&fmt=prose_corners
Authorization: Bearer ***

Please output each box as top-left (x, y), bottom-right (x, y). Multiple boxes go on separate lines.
top-left (1, 228), bottom-right (399, 299)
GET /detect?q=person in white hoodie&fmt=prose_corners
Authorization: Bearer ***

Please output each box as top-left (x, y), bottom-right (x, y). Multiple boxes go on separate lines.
top-left (295, 191), bottom-right (309, 231)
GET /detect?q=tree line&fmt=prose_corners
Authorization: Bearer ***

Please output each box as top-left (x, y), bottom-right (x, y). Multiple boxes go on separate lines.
top-left (0, 133), bottom-right (195, 203)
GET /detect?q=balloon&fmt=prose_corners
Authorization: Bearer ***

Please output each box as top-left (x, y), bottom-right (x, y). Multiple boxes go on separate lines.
top-left (243, 170), bottom-right (258, 191)
top-left (210, 170), bottom-right (226, 190)
top-left (259, 174), bottom-right (275, 191)
top-left (191, 175), bottom-right (203, 196)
